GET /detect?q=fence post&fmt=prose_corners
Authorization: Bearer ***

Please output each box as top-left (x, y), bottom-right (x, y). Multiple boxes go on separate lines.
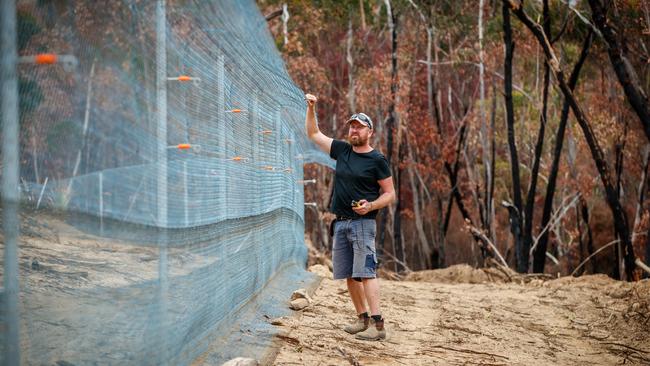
top-left (251, 95), bottom-right (260, 215)
top-left (155, 1), bottom-right (169, 364)
top-left (183, 161), bottom-right (189, 227)
top-left (216, 54), bottom-right (226, 219)
top-left (99, 172), bottom-right (104, 235)
top-left (1, 0), bottom-right (21, 363)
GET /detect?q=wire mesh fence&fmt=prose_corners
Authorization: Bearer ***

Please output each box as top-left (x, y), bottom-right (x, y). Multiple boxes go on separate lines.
top-left (1, 0), bottom-right (330, 364)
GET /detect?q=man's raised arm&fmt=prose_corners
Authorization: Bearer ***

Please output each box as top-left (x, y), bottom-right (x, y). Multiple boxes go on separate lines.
top-left (305, 93), bottom-right (333, 155)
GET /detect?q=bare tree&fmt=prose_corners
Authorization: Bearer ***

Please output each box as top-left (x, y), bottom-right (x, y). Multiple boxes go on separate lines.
top-left (588, 0), bottom-right (650, 143)
top-left (533, 30), bottom-right (594, 273)
top-left (502, 0), bottom-right (637, 280)
top-left (502, 3), bottom-right (525, 272)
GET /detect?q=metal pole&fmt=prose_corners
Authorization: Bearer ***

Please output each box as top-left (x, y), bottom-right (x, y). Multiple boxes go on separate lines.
top-left (216, 55), bottom-right (226, 217)
top-left (183, 161), bottom-right (188, 227)
top-left (36, 176), bottom-right (49, 209)
top-left (156, 1), bottom-right (168, 231)
top-left (1, 0), bottom-right (21, 363)
top-left (251, 95), bottom-right (259, 215)
top-left (155, 1), bottom-right (169, 364)
top-left (275, 108), bottom-right (282, 207)
top-left (99, 172), bottom-right (104, 235)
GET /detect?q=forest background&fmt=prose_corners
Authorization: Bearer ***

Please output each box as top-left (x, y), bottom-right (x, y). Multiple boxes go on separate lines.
top-left (259, 0), bottom-right (650, 281)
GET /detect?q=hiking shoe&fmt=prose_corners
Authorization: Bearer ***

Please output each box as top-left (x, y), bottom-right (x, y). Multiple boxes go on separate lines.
top-left (355, 319), bottom-right (386, 341)
top-left (344, 314), bottom-right (370, 334)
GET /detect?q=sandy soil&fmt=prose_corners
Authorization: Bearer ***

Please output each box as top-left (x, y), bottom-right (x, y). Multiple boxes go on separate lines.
top-left (0, 209), bottom-right (217, 290)
top-left (271, 264), bottom-right (650, 366)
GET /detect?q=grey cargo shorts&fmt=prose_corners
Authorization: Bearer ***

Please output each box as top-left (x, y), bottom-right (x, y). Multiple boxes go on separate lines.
top-left (332, 218), bottom-right (378, 280)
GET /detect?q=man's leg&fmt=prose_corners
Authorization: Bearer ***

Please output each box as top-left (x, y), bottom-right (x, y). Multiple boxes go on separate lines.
top-left (347, 277), bottom-right (367, 314)
top-left (355, 277), bottom-right (385, 340)
top-left (344, 278), bottom-right (370, 334)
top-left (352, 220), bottom-right (385, 340)
top-left (361, 278), bottom-right (380, 316)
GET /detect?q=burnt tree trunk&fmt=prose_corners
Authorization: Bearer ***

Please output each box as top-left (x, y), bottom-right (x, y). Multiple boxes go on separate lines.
top-left (533, 30), bottom-right (594, 273)
top-left (503, 3), bottom-right (525, 272)
top-left (378, 4), bottom-right (398, 261)
top-left (588, 0), bottom-right (650, 143)
top-left (504, 0), bottom-right (636, 280)
top-left (442, 122), bottom-right (471, 235)
top-left (393, 135), bottom-right (406, 272)
top-left (523, 0), bottom-right (550, 273)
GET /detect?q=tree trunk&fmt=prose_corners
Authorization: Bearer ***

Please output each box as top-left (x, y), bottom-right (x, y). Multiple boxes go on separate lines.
top-left (645, 225), bottom-right (650, 279)
top-left (406, 133), bottom-right (431, 268)
top-left (378, 0), bottom-right (398, 260)
top-left (533, 30), bottom-right (594, 273)
top-left (442, 122), bottom-right (471, 235)
top-left (346, 18), bottom-right (355, 112)
top-left (393, 135), bottom-right (406, 272)
top-left (613, 121), bottom-right (629, 280)
top-left (489, 80), bottom-right (497, 244)
top-left (504, 0), bottom-right (636, 280)
top-left (477, 0), bottom-right (493, 237)
top-left (587, 0), bottom-right (650, 143)
top-left (523, 0), bottom-right (550, 273)
top-left (503, 3), bottom-right (525, 272)
top-left (359, 0), bottom-right (367, 31)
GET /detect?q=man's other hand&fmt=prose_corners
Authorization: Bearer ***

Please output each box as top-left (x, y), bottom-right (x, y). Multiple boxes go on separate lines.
top-left (352, 199), bottom-right (372, 215)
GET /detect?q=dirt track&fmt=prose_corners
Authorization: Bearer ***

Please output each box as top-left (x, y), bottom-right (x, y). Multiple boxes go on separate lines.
top-left (272, 265), bottom-right (650, 366)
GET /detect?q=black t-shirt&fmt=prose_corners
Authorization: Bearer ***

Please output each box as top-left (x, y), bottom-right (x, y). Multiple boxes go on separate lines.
top-left (329, 139), bottom-right (391, 219)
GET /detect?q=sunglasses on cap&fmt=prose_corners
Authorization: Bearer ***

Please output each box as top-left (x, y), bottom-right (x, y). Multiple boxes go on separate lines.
top-left (347, 113), bottom-right (373, 129)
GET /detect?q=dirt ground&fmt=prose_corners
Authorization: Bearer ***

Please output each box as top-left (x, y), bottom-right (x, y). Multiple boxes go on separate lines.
top-left (271, 264), bottom-right (650, 366)
top-left (3, 210), bottom-right (649, 365)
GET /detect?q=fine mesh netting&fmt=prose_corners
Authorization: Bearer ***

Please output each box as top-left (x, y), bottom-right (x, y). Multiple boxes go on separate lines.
top-left (1, 0), bottom-right (331, 364)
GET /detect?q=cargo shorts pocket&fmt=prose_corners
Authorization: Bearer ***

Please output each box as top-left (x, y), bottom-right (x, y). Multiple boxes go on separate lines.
top-left (365, 252), bottom-right (377, 271)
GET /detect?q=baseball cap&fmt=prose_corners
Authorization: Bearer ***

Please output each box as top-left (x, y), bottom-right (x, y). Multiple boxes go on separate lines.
top-left (346, 113), bottom-right (373, 129)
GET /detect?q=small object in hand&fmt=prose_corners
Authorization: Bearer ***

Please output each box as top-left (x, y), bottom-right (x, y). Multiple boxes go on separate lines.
top-left (351, 200), bottom-right (361, 208)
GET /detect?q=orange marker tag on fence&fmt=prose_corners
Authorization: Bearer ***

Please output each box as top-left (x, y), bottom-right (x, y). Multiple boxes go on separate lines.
top-left (35, 53), bottom-right (58, 64)
top-left (177, 143), bottom-right (191, 150)
top-left (178, 75), bottom-right (192, 82)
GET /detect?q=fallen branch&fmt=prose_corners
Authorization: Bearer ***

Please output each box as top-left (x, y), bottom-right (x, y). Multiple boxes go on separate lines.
top-left (430, 345), bottom-right (509, 360)
top-left (381, 250), bottom-right (413, 274)
top-left (466, 222), bottom-right (508, 268)
top-left (571, 240), bottom-right (619, 276)
top-left (601, 341), bottom-right (650, 355)
top-left (265, 8), bottom-right (283, 21)
top-left (635, 258), bottom-right (650, 275)
top-left (531, 192), bottom-right (581, 254)
top-left (335, 346), bottom-right (361, 366)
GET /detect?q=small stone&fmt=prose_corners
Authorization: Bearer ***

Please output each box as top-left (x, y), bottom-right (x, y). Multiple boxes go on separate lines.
top-left (308, 264), bottom-right (333, 279)
top-left (589, 330), bottom-right (610, 340)
top-left (221, 357), bottom-right (258, 366)
top-left (270, 318), bottom-right (285, 326)
top-left (608, 288), bottom-right (630, 299)
top-left (31, 259), bottom-right (40, 271)
top-left (291, 288), bottom-right (312, 302)
top-left (290, 298), bottom-right (310, 310)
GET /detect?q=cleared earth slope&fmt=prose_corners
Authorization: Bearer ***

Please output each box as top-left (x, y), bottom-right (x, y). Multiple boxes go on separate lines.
top-left (272, 265), bottom-right (650, 366)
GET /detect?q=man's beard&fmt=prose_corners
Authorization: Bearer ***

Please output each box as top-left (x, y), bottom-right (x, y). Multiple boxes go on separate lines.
top-left (348, 134), bottom-right (368, 146)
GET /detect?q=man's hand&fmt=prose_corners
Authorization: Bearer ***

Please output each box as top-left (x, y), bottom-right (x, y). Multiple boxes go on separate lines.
top-left (305, 93), bottom-right (317, 107)
top-left (352, 199), bottom-right (373, 216)
top-left (304, 92), bottom-right (332, 154)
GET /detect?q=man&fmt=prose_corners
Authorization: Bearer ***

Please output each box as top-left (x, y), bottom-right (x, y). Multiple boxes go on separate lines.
top-left (304, 93), bottom-right (396, 341)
